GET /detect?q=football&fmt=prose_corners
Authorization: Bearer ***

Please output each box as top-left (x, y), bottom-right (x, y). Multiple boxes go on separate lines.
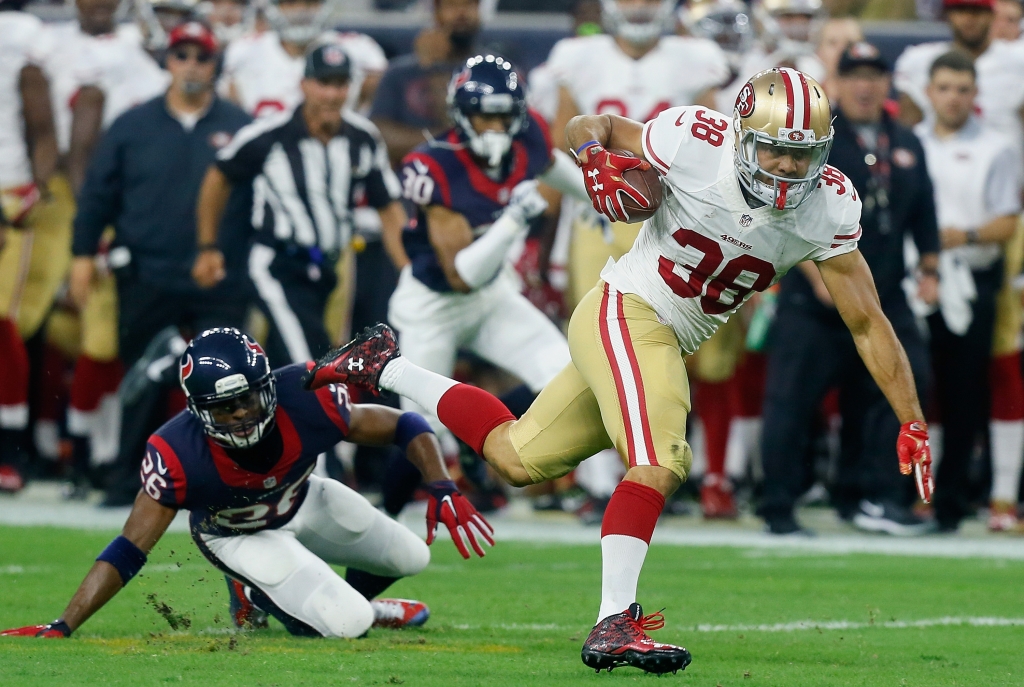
top-left (610, 149), bottom-right (663, 223)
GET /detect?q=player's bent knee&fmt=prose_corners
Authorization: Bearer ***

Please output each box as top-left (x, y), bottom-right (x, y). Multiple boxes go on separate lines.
top-left (482, 423), bottom-right (534, 487)
top-left (388, 533), bottom-right (431, 578)
top-left (305, 582), bottom-right (374, 639)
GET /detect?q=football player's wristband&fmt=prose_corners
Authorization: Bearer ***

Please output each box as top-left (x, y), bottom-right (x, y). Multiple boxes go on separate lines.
top-left (395, 412), bottom-right (434, 453)
top-left (96, 535), bottom-right (147, 585)
top-left (575, 140), bottom-right (601, 157)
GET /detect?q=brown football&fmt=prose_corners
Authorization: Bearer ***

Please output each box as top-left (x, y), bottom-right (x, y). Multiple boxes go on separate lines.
top-left (610, 149), bottom-right (663, 223)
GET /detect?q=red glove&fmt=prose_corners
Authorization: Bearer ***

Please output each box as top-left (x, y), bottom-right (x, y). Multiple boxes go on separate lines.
top-left (897, 421), bottom-right (934, 504)
top-left (1, 620), bottom-right (71, 638)
top-left (573, 143), bottom-right (652, 223)
top-left (425, 480), bottom-right (494, 559)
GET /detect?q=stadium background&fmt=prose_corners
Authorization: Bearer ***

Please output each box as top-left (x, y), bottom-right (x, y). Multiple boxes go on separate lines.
top-left (2, 0), bottom-right (1024, 684)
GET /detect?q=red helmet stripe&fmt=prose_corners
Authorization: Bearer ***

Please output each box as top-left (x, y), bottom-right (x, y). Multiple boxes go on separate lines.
top-left (797, 71), bottom-right (812, 129)
top-left (779, 69), bottom-right (795, 129)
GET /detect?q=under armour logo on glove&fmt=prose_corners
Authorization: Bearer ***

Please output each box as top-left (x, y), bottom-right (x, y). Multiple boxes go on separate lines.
top-left (347, 358), bottom-right (365, 372)
top-left (575, 144), bottom-right (651, 223)
top-left (424, 480), bottom-right (494, 559)
top-left (897, 421), bottom-right (934, 504)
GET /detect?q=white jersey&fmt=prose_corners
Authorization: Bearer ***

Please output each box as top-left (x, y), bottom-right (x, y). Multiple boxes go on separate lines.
top-left (546, 34), bottom-right (729, 121)
top-left (527, 61), bottom-right (559, 124)
top-left (222, 30), bottom-right (387, 118)
top-left (603, 106), bottom-right (862, 354)
top-left (894, 39), bottom-right (1024, 149)
top-left (915, 118), bottom-right (1023, 269)
top-left (0, 11), bottom-right (50, 188)
top-left (42, 22), bottom-right (168, 153)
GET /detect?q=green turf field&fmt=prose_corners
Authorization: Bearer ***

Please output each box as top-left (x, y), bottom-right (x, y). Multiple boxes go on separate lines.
top-left (2, 526), bottom-right (1023, 686)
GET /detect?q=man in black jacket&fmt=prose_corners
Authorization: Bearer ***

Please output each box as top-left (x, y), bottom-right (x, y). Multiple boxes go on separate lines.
top-left (70, 21), bottom-right (253, 505)
top-left (758, 43), bottom-right (941, 535)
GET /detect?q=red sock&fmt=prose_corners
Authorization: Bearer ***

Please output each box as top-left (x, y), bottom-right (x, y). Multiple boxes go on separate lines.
top-left (35, 345), bottom-right (69, 422)
top-left (598, 480), bottom-right (665, 620)
top-left (436, 385), bottom-right (515, 455)
top-left (696, 380), bottom-right (731, 477)
top-left (0, 318), bottom-right (29, 428)
top-left (733, 353), bottom-right (767, 418)
top-left (990, 352), bottom-right (1024, 421)
top-left (601, 480), bottom-right (665, 540)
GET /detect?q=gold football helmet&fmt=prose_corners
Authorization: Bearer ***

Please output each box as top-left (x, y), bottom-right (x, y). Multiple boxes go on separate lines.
top-left (733, 67), bottom-right (833, 210)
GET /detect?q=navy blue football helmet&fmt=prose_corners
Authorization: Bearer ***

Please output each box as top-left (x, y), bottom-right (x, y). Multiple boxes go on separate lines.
top-left (179, 328), bottom-right (277, 449)
top-left (447, 54), bottom-right (528, 167)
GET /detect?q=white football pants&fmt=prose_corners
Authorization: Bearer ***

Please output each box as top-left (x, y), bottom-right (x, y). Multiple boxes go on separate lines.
top-left (198, 475), bottom-right (430, 638)
top-left (388, 266), bottom-right (571, 426)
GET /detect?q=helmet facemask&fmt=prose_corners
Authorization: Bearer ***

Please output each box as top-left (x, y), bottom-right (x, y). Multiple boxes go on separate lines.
top-left (735, 124), bottom-right (832, 210)
top-left (601, 0), bottom-right (675, 46)
top-left (187, 374), bottom-right (278, 449)
top-left (260, 0), bottom-right (335, 46)
top-left (447, 58), bottom-right (527, 169)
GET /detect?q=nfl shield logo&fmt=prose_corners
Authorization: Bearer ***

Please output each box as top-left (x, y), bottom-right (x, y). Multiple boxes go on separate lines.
top-left (740, 214), bottom-right (753, 227)
top-left (263, 476), bottom-right (277, 489)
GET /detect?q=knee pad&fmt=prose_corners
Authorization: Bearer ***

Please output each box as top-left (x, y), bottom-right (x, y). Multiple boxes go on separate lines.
top-left (387, 534), bottom-right (430, 578)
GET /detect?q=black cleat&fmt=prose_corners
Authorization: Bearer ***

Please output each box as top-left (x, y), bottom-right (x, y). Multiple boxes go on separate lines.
top-left (302, 324), bottom-right (400, 393)
top-left (580, 603), bottom-right (692, 675)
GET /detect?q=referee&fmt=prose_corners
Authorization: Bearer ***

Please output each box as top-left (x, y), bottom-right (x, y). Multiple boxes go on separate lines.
top-left (193, 42), bottom-right (406, 366)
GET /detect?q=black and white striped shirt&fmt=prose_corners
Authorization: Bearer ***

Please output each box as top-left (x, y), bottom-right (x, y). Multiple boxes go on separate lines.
top-left (216, 107), bottom-right (400, 254)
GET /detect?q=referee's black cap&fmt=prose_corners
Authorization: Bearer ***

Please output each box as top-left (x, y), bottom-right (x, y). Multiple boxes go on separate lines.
top-left (304, 43), bottom-right (352, 82)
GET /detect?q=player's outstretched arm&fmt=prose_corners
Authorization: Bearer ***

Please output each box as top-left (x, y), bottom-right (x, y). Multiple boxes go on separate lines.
top-left (1, 491), bottom-right (177, 638)
top-left (817, 249), bottom-right (934, 502)
top-left (347, 405), bottom-right (494, 558)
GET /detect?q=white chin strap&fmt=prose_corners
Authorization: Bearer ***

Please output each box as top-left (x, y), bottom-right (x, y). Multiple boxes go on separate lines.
top-left (470, 131), bottom-right (513, 168)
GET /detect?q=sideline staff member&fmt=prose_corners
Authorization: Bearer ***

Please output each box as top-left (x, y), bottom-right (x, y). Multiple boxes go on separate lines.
top-left (193, 42), bottom-right (405, 367)
top-left (71, 22), bottom-right (253, 505)
top-left (758, 43), bottom-right (940, 536)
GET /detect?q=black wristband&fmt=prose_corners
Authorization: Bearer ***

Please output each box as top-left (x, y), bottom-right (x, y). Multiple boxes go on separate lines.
top-left (197, 243), bottom-right (220, 252)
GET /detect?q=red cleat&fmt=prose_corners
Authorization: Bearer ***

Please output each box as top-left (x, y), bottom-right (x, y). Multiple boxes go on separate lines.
top-left (302, 324), bottom-right (399, 393)
top-left (226, 577), bottom-right (269, 630)
top-left (701, 474), bottom-right (737, 519)
top-left (371, 598), bottom-right (430, 629)
top-left (581, 603), bottom-right (691, 674)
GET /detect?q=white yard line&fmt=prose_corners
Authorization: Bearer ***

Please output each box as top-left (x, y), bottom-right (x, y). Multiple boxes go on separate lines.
top-left (3, 487), bottom-right (1024, 561)
top-left (450, 617), bottom-right (1024, 634)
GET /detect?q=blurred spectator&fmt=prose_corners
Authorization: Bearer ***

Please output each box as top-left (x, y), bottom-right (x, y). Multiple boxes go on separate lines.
top-left (371, 0), bottom-right (485, 167)
top-left (0, 0), bottom-right (60, 491)
top-left (201, 0), bottom-right (248, 44)
top-left (894, 0), bottom-right (1024, 146)
top-left (759, 43), bottom-right (939, 535)
top-left (915, 51), bottom-right (1023, 532)
top-left (194, 43), bottom-right (405, 369)
top-left (70, 22), bottom-right (253, 504)
top-left (220, 0), bottom-right (388, 118)
top-left (816, 17), bottom-right (864, 95)
top-left (991, 0), bottom-right (1023, 40)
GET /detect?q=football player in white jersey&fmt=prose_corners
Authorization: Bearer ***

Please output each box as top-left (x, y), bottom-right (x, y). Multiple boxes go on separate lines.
top-left (305, 68), bottom-right (936, 675)
top-left (37, 0), bottom-right (168, 491)
top-left (221, 0), bottom-right (387, 118)
top-left (0, 0), bottom-right (60, 490)
top-left (894, 0), bottom-right (1024, 143)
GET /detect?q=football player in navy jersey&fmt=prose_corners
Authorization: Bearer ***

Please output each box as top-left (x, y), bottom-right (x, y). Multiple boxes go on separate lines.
top-left (1, 328), bottom-right (492, 640)
top-left (387, 54), bottom-right (591, 447)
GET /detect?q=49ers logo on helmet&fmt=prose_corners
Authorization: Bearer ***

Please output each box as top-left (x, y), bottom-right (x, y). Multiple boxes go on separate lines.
top-left (788, 131), bottom-right (806, 142)
top-left (180, 354), bottom-right (194, 382)
top-left (736, 83), bottom-right (755, 118)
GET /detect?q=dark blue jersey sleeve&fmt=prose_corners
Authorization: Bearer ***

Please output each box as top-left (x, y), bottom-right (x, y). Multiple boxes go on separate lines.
top-left (141, 433), bottom-right (189, 508)
top-left (399, 149), bottom-right (453, 209)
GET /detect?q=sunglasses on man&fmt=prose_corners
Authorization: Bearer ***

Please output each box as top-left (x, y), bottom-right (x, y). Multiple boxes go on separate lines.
top-left (170, 48), bottom-right (215, 64)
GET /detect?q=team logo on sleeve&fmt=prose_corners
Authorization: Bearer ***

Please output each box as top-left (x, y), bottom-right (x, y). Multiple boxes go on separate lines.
top-left (736, 83), bottom-right (755, 118)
